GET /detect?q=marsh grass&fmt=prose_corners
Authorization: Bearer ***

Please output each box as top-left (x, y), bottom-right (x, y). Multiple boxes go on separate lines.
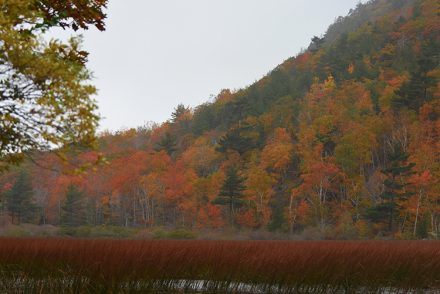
top-left (0, 239), bottom-right (439, 293)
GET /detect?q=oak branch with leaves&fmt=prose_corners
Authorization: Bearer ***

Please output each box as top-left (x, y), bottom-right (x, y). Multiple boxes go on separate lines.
top-left (0, 0), bottom-right (107, 171)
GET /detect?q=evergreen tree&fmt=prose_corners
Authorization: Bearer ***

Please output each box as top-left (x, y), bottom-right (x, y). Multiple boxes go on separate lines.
top-left (192, 103), bottom-right (218, 136)
top-left (367, 145), bottom-right (415, 232)
top-left (61, 185), bottom-right (87, 227)
top-left (309, 36), bottom-right (325, 52)
top-left (213, 167), bottom-right (246, 226)
top-left (394, 40), bottom-right (439, 111)
top-left (171, 104), bottom-right (192, 134)
top-left (155, 132), bottom-right (177, 156)
top-left (6, 171), bottom-right (36, 224)
top-left (216, 123), bottom-right (259, 156)
top-left (171, 104), bottom-right (190, 123)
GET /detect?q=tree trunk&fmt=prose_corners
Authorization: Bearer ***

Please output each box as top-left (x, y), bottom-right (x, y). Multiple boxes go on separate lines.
top-left (289, 194), bottom-right (296, 235)
top-left (230, 195), bottom-right (234, 228)
top-left (413, 189), bottom-right (423, 237)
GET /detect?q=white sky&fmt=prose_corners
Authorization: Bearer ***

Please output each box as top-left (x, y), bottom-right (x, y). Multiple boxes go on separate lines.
top-left (52, 0), bottom-right (365, 131)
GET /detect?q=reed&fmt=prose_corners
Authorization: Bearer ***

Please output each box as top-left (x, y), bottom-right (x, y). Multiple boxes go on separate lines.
top-left (0, 239), bottom-right (438, 293)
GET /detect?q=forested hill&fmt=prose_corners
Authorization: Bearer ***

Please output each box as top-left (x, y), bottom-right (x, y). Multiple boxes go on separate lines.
top-left (1, 0), bottom-right (439, 239)
top-left (190, 0), bottom-right (422, 135)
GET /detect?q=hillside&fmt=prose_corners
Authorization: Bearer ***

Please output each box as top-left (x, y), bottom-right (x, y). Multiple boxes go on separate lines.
top-left (0, 0), bottom-right (439, 239)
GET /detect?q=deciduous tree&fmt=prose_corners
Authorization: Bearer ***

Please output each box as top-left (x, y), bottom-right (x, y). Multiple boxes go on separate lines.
top-left (0, 0), bottom-right (107, 171)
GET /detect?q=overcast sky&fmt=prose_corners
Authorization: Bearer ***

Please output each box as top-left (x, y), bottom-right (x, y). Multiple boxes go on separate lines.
top-left (53, 0), bottom-right (365, 131)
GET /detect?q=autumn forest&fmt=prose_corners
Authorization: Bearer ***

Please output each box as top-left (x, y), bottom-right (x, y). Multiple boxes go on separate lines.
top-left (1, 0), bottom-right (439, 241)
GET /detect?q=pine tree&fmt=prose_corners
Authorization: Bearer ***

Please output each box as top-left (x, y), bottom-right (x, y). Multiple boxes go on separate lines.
top-left (216, 130), bottom-right (249, 155)
top-left (171, 104), bottom-right (190, 123)
top-left (61, 185), bottom-right (87, 227)
top-left (368, 145), bottom-right (415, 232)
top-left (6, 171), bottom-right (36, 225)
top-left (213, 167), bottom-right (246, 226)
top-left (155, 132), bottom-right (177, 156)
top-left (216, 123), bottom-right (258, 156)
top-left (393, 40), bottom-right (439, 111)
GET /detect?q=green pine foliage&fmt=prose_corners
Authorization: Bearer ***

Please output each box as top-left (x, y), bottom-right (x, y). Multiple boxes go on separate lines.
top-left (213, 167), bottom-right (246, 226)
top-left (367, 145), bottom-right (415, 232)
top-left (61, 185), bottom-right (87, 227)
top-left (155, 132), bottom-right (177, 156)
top-left (5, 171), bottom-right (36, 224)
